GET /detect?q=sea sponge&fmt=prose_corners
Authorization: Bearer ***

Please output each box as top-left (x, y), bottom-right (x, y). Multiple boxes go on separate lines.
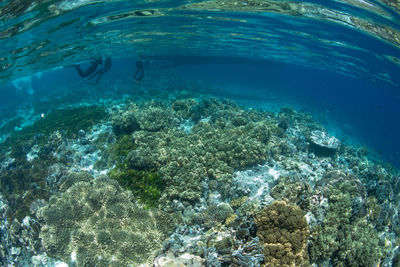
top-left (37, 175), bottom-right (178, 266)
top-left (254, 201), bottom-right (309, 267)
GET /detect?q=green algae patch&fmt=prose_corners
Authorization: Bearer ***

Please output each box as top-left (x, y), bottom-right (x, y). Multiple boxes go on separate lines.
top-left (0, 155), bottom-right (54, 222)
top-left (0, 106), bottom-right (106, 222)
top-left (109, 163), bottom-right (164, 208)
top-left (5, 106), bottom-right (106, 150)
top-left (109, 134), bottom-right (137, 161)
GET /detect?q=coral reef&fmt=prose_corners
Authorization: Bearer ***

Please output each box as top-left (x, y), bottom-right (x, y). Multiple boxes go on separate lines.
top-left (136, 104), bottom-right (175, 131)
top-left (199, 202), bottom-right (234, 228)
top-left (254, 201), bottom-right (309, 267)
top-left (37, 175), bottom-right (178, 266)
top-left (110, 102), bottom-right (140, 135)
top-left (120, 98), bottom-right (272, 204)
top-left (1, 93), bottom-right (399, 267)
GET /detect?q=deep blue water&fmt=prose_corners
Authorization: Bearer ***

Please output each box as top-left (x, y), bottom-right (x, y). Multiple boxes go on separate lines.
top-left (0, 0), bottom-right (400, 167)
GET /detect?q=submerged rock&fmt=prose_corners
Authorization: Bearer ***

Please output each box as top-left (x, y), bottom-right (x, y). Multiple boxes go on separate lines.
top-left (309, 130), bottom-right (340, 156)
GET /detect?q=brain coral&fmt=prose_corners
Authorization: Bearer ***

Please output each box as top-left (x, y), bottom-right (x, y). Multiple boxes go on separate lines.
top-left (37, 175), bottom-right (178, 266)
top-left (254, 201), bottom-right (309, 267)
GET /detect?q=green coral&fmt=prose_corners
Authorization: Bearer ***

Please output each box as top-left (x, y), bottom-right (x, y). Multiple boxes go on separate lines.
top-left (254, 201), bottom-right (309, 267)
top-left (309, 171), bottom-right (382, 266)
top-left (270, 175), bottom-right (312, 211)
top-left (37, 175), bottom-right (178, 266)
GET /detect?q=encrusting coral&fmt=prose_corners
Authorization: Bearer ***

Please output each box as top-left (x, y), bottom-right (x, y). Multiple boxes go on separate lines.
top-left (254, 200), bottom-right (309, 267)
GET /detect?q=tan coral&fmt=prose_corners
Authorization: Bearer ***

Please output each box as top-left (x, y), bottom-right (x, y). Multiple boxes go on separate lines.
top-left (255, 201), bottom-right (309, 267)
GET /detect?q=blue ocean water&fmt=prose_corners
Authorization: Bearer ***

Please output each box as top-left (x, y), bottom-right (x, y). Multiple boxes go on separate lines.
top-left (1, 0), bottom-right (400, 266)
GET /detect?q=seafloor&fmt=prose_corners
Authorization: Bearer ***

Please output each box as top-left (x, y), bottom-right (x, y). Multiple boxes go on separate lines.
top-left (0, 74), bottom-right (399, 267)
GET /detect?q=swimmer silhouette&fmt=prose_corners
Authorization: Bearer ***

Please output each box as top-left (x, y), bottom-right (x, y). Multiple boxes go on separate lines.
top-left (133, 55), bottom-right (145, 83)
top-left (73, 56), bottom-right (112, 85)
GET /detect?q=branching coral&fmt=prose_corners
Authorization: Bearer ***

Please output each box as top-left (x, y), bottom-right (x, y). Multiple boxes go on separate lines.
top-left (309, 171), bottom-right (382, 266)
top-left (255, 201), bottom-right (309, 267)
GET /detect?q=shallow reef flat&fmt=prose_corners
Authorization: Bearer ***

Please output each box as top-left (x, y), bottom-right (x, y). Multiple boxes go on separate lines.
top-left (0, 89), bottom-right (399, 267)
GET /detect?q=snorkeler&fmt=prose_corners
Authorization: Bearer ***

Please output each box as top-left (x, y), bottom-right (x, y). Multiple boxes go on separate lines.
top-left (73, 56), bottom-right (112, 85)
top-left (133, 55), bottom-right (145, 83)
top-left (73, 57), bottom-right (102, 78)
top-left (89, 56), bottom-right (112, 85)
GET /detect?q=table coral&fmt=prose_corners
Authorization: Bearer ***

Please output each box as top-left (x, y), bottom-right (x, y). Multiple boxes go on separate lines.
top-left (37, 175), bottom-right (178, 266)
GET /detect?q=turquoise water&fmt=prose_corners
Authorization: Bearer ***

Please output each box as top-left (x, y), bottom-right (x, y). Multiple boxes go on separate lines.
top-left (1, 0), bottom-right (400, 165)
top-left (1, 0), bottom-right (400, 266)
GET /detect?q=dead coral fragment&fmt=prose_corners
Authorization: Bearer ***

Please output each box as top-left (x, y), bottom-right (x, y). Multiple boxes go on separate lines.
top-left (255, 201), bottom-right (309, 267)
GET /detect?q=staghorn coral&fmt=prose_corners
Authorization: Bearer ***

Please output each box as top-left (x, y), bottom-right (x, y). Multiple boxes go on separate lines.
top-left (37, 175), bottom-right (178, 266)
top-left (254, 201), bottom-right (309, 267)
